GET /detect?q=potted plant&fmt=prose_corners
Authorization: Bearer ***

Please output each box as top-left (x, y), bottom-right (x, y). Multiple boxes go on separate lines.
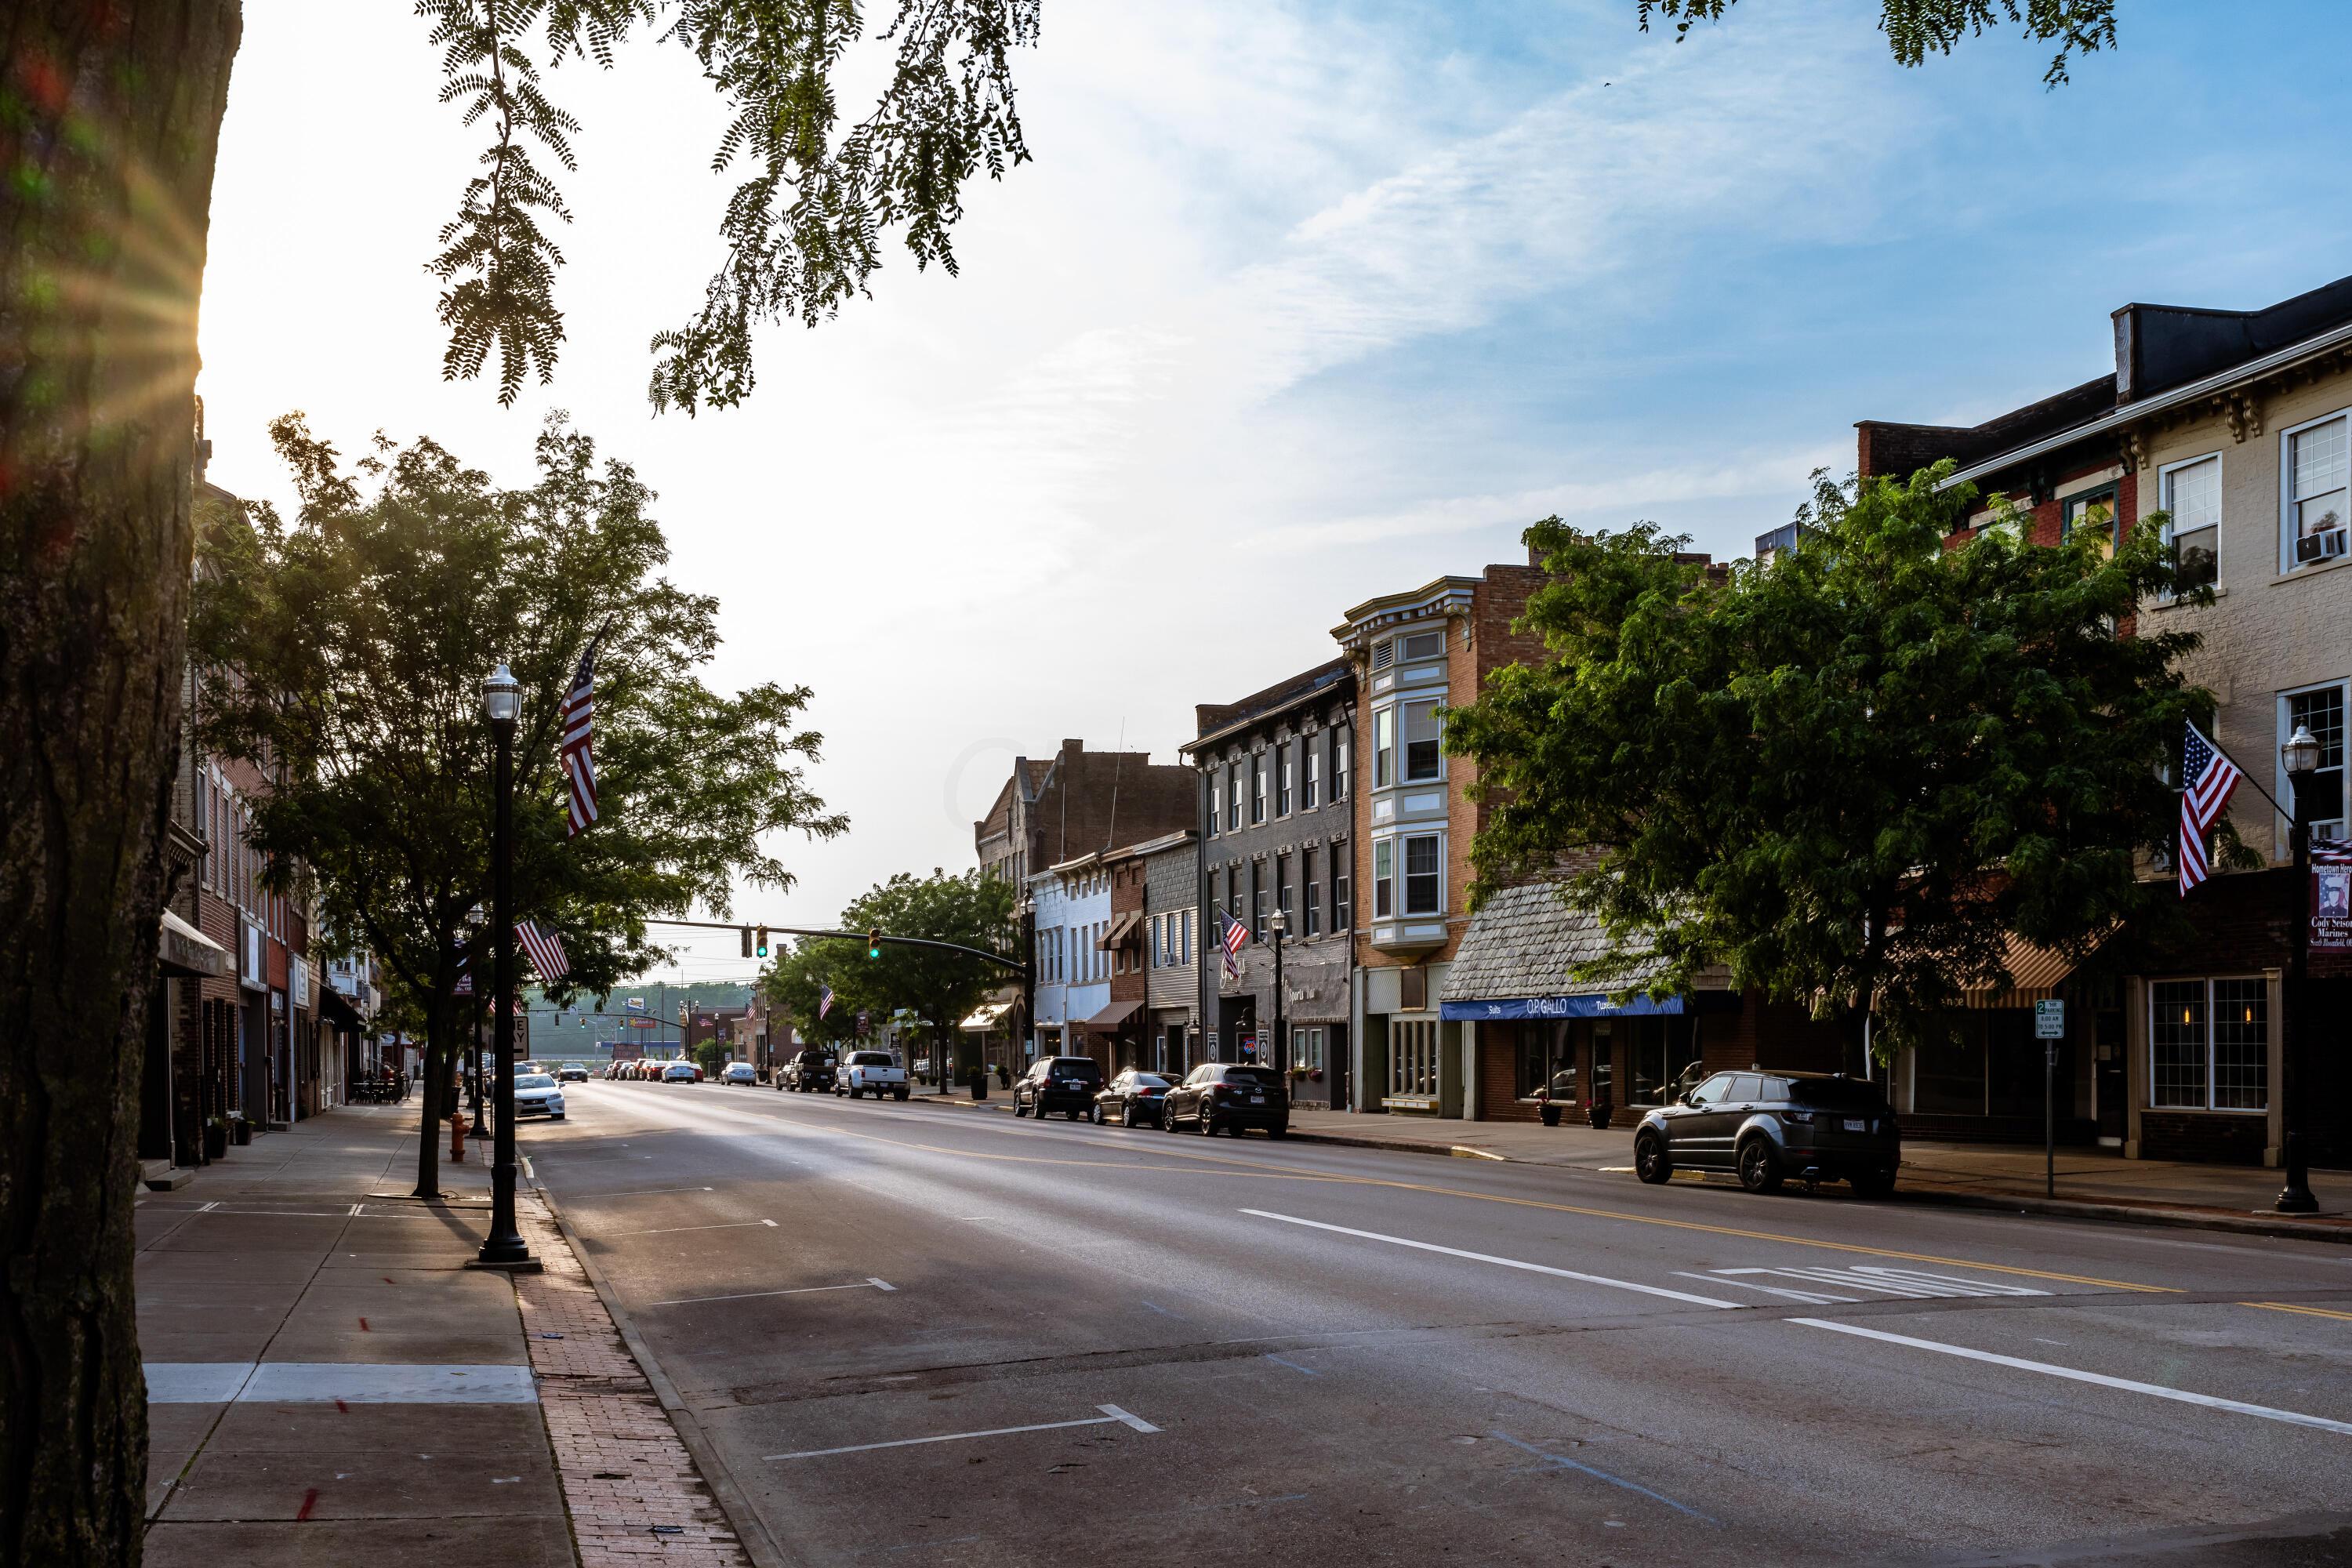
top-left (1536, 1089), bottom-right (1563, 1129)
top-left (202, 1116), bottom-right (229, 1160)
top-left (1584, 1091), bottom-right (1613, 1131)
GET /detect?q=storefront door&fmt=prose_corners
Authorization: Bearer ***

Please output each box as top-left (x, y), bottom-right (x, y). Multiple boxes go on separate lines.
top-left (2095, 1007), bottom-right (2126, 1145)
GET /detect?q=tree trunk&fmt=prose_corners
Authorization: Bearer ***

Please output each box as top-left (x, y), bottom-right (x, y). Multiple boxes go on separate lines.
top-left (1, 6), bottom-right (241, 1564)
top-left (412, 995), bottom-right (451, 1198)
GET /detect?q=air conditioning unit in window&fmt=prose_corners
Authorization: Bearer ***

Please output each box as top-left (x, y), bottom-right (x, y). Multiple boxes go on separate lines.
top-left (2296, 528), bottom-right (2347, 565)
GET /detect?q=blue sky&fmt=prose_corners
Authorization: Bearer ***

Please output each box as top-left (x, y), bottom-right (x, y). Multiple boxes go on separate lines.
top-left (195, 0), bottom-right (2352, 982)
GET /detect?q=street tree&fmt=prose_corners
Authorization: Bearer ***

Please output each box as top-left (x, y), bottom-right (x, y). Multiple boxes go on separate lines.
top-left (1640, 0), bottom-right (2118, 85)
top-left (835, 871), bottom-right (1018, 1082)
top-left (764, 939), bottom-right (866, 1053)
top-left (1443, 464), bottom-right (2234, 1055)
top-left (188, 413), bottom-right (845, 1198)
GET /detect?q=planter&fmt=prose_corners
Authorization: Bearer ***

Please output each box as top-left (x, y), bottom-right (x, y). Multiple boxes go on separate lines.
top-left (1584, 1101), bottom-right (1613, 1131)
top-left (1538, 1102), bottom-right (1563, 1128)
top-left (202, 1125), bottom-right (228, 1161)
top-left (228, 1119), bottom-right (254, 1146)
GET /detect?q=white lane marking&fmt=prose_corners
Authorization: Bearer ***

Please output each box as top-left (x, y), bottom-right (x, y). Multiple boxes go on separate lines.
top-left (648, 1279), bottom-right (897, 1307)
top-left (196, 1202), bottom-right (220, 1213)
top-left (869, 1278), bottom-right (896, 1291)
top-left (765, 1403), bottom-right (1158, 1461)
top-left (1792, 1319), bottom-right (2352, 1437)
top-left (1241, 1210), bottom-right (1740, 1309)
top-left (600, 1219), bottom-right (776, 1238)
top-left (1674, 1272), bottom-right (1854, 1305)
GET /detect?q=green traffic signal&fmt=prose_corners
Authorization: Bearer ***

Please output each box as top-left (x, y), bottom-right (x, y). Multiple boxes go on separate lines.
top-left (756, 925), bottom-right (770, 959)
top-left (866, 928), bottom-right (881, 959)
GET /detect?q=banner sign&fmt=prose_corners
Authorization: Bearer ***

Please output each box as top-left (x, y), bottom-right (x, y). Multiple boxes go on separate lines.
top-left (2314, 838), bottom-right (2352, 952)
top-left (1439, 993), bottom-right (1685, 1022)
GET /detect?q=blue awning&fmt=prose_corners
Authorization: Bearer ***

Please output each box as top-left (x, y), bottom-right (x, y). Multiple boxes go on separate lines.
top-left (1439, 993), bottom-right (1684, 1022)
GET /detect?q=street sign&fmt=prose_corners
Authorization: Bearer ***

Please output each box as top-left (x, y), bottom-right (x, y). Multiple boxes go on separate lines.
top-left (2033, 1000), bottom-right (2064, 1040)
top-left (626, 1016), bottom-right (658, 1029)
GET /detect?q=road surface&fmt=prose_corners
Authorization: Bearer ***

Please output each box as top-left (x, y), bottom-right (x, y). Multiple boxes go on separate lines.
top-left (524, 1081), bottom-right (2352, 1566)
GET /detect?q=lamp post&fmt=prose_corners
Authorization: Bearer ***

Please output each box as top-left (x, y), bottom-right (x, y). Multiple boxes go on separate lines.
top-left (1268, 907), bottom-right (1288, 1080)
top-left (472, 663), bottom-right (536, 1269)
top-left (2278, 723), bottom-right (2321, 1215)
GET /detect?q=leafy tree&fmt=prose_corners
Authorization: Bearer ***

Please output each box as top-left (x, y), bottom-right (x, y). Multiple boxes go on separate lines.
top-left (1443, 464), bottom-right (2230, 1054)
top-left (823, 870), bottom-right (1017, 1083)
top-left (188, 413), bottom-right (845, 1196)
top-left (1639, 0), bottom-right (2118, 85)
top-left (693, 1037), bottom-right (735, 1077)
top-left (764, 938), bottom-right (866, 1051)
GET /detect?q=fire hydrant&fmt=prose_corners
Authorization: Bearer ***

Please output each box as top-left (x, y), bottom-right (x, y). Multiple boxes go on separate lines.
top-left (449, 1108), bottom-right (469, 1163)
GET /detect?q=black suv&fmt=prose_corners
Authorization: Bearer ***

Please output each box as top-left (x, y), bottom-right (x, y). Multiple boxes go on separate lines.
top-left (1634, 1070), bottom-right (1899, 1196)
top-left (1163, 1063), bottom-right (1289, 1138)
top-left (1015, 1055), bottom-right (1103, 1120)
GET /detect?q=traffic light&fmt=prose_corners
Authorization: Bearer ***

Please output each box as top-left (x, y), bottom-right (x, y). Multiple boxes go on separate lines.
top-left (866, 928), bottom-right (882, 959)
top-left (739, 926), bottom-right (753, 959)
top-left (756, 925), bottom-right (770, 959)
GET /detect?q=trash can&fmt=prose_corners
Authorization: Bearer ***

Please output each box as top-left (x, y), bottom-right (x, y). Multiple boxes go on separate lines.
top-left (968, 1067), bottom-right (989, 1102)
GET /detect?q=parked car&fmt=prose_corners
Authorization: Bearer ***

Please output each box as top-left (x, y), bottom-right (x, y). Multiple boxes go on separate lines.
top-left (557, 1065), bottom-right (588, 1083)
top-left (782, 1048), bottom-right (837, 1092)
top-left (838, 1050), bottom-right (909, 1101)
top-left (513, 1072), bottom-right (567, 1120)
top-left (1163, 1062), bottom-right (1288, 1137)
top-left (1092, 1069), bottom-right (1176, 1128)
top-left (1634, 1070), bottom-right (1899, 1196)
top-left (722, 1062), bottom-right (758, 1085)
top-left (1014, 1055), bottom-right (1104, 1120)
top-left (662, 1061), bottom-right (699, 1083)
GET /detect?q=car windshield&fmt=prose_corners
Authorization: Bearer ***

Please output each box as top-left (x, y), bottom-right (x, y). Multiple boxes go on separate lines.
top-left (1131, 1074), bottom-right (1172, 1087)
top-left (1781, 1077), bottom-right (1886, 1109)
top-left (1222, 1067), bottom-right (1283, 1087)
top-left (514, 1074), bottom-right (556, 1090)
top-left (848, 1052), bottom-right (893, 1066)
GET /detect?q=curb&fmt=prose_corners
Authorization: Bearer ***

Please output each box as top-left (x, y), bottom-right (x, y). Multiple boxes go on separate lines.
top-left (1892, 1185), bottom-right (2352, 1245)
top-left (529, 1174), bottom-right (800, 1568)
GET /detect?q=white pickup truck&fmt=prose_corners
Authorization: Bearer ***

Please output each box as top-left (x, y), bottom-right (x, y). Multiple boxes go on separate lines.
top-left (836, 1049), bottom-right (910, 1102)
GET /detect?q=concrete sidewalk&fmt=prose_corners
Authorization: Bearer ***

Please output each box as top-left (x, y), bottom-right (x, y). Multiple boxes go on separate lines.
top-left (135, 1103), bottom-right (748, 1566)
top-left (1279, 1105), bottom-right (2352, 1240)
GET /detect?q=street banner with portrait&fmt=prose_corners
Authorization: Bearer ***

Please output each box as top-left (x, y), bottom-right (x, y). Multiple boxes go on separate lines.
top-left (2314, 838), bottom-right (2352, 952)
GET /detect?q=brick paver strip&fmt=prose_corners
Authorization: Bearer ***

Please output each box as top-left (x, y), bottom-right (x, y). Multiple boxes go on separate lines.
top-left (515, 1195), bottom-right (751, 1566)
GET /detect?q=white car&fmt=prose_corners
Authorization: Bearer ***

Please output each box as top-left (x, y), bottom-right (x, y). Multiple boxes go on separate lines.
top-left (722, 1062), bottom-right (757, 1085)
top-left (837, 1051), bottom-right (909, 1101)
top-left (513, 1073), bottom-right (567, 1120)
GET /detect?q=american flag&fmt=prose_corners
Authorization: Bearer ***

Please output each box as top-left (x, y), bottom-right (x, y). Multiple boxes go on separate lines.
top-left (560, 645), bottom-right (598, 837)
top-left (2315, 837), bottom-right (2352, 866)
top-left (1219, 909), bottom-right (1250, 981)
top-left (2178, 720), bottom-right (2245, 895)
top-left (516, 919), bottom-right (568, 982)
top-left (818, 984), bottom-right (835, 1020)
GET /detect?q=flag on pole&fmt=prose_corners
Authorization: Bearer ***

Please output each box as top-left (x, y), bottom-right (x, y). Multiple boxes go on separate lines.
top-left (516, 920), bottom-right (569, 983)
top-left (2178, 720), bottom-right (2245, 895)
top-left (560, 644), bottom-right (599, 837)
top-left (1219, 909), bottom-right (1249, 982)
top-left (818, 985), bottom-right (835, 1020)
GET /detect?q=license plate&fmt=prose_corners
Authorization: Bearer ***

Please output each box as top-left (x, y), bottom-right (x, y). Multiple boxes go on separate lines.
top-left (1843, 1117), bottom-right (1867, 1131)
top-left (1249, 1094), bottom-right (1265, 1103)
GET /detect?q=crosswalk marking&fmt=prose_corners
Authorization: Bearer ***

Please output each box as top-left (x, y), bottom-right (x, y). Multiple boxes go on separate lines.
top-left (1683, 1264), bottom-right (2051, 1303)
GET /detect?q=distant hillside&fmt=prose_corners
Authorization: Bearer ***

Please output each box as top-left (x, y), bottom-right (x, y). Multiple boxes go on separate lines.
top-left (521, 980), bottom-right (755, 1060)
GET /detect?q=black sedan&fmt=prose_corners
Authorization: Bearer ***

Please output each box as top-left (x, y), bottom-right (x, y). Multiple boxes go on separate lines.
top-left (1634, 1070), bottom-right (1899, 1196)
top-left (1091, 1069), bottom-right (1177, 1127)
top-left (1163, 1063), bottom-right (1288, 1138)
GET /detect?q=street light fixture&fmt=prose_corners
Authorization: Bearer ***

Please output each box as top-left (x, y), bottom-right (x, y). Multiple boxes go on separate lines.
top-left (472, 663), bottom-right (537, 1270)
top-left (2278, 724), bottom-right (2320, 1216)
top-left (1267, 907), bottom-right (1287, 1082)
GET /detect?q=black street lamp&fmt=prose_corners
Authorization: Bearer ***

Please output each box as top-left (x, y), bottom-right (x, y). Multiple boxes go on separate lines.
top-left (2278, 722), bottom-right (2321, 1215)
top-left (472, 662), bottom-right (537, 1270)
top-left (1268, 907), bottom-right (1288, 1081)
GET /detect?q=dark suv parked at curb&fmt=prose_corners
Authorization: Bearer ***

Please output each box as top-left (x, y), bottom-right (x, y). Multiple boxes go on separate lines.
top-left (1634, 1070), bottom-right (1898, 1196)
top-left (1163, 1063), bottom-right (1289, 1138)
top-left (1015, 1055), bottom-right (1104, 1120)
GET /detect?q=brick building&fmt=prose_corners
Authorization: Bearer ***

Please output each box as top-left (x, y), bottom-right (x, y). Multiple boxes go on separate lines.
top-left (1141, 831), bottom-right (1200, 1075)
top-left (1857, 270), bottom-right (2352, 1164)
top-left (974, 740), bottom-right (1196, 895)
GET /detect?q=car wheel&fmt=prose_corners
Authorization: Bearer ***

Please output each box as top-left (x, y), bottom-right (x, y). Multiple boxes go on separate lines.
top-left (1197, 1111), bottom-right (1216, 1136)
top-left (1850, 1167), bottom-right (1896, 1200)
top-left (1737, 1135), bottom-right (1784, 1194)
top-left (1635, 1130), bottom-right (1671, 1185)
top-left (1089, 1104), bottom-right (1103, 1125)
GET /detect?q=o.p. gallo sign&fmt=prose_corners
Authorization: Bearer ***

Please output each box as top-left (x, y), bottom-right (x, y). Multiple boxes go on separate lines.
top-left (1440, 993), bottom-right (1684, 1022)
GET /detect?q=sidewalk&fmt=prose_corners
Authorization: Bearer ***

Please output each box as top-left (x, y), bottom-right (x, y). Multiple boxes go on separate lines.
top-left (135, 1103), bottom-right (749, 1566)
top-left (1280, 1105), bottom-right (2352, 1240)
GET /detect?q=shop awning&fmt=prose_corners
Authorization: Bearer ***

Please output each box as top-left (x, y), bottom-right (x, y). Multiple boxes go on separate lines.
top-left (1440, 993), bottom-right (1683, 1022)
top-left (960, 1002), bottom-right (1012, 1032)
top-left (1958, 929), bottom-right (2111, 1010)
top-left (1096, 910), bottom-right (1143, 950)
top-left (158, 909), bottom-right (232, 979)
top-left (318, 982), bottom-right (366, 1029)
top-left (1080, 998), bottom-right (1142, 1033)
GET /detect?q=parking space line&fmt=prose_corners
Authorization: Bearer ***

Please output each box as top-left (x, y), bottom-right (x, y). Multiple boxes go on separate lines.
top-left (764, 1403), bottom-right (1159, 1461)
top-left (1242, 1209), bottom-right (1742, 1309)
top-left (648, 1279), bottom-right (895, 1308)
top-left (1791, 1318), bottom-right (2352, 1436)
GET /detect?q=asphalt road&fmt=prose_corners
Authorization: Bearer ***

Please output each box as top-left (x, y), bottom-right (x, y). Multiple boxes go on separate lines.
top-left (522, 1081), bottom-right (2352, 1568)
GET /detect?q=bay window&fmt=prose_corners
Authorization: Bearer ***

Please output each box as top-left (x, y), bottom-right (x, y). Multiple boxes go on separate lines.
top-left (1402, 833), bottom-right (1442, 915)
top-left (1373, 708), bottom-right (1395, 788)
top-left (1372, 838), bottom-right (1393, 919)
top-left (1402, 699), bottom-right (1443, 782)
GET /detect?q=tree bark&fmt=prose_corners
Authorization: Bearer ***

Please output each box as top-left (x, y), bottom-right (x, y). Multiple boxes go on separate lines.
top-left (412, 996), bottom-right (451, 1198)
top-left (0, 5), bottom-right (242, 1563)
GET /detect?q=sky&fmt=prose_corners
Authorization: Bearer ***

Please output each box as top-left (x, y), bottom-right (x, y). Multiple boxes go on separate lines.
top-left (194, 0), bottom-right (2352, 988)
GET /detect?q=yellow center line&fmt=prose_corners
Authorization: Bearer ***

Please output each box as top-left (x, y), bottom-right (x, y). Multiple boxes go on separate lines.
top-left (606, 1094), bottom-right (2178, 1294)
top-left (2241, 1301), bottom-right (2352, 1322)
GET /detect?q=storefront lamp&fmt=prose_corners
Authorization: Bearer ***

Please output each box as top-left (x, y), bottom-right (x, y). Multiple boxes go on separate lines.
top-left (2283, 724), bottom-right (2321, 778)
top-left (482, 662), bottom-right (523, 725)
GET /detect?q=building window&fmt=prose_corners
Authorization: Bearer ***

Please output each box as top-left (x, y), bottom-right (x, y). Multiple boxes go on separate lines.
top-left (2283, 682), bottom-right (2348, 840)
top-left (1251, 754), bottom-right (1267, 824)
top-left (2161, 454), bottom-right (2220, 595)
top-left (1373, 708), bottom-right (1395, 788)
top-left (1389, 1018), bottom-right (1439, 1098)
top-left (1304, 869), bottom-right (1322, 937)
top-left (1373, 838), bottom-right (1394, 918)
top-left (1208, 780), bottom-right (1221, 837)
top-left (1275, 853), bottom-right (1292, 929)
top-left (1276, 743), bottom-right (1293, 816)
top-left (1302, 746), bottom-right (1320, 811)
top-left (1402, 699), bottom-right (1443, 782)
top-left (1402, 833), bottom-right (1442, 915)
top-left (2150, 978), bottom-right (2267, 1111)
top-left (1334, 729), bottom-right (1350, 799)
top-left (2283, 411), bottom-right (2349, 570)
top-left (1332, 845), bottom-right (1351, 931)
top-left (1292, 1026), bottom-right (1323, 1072)
top-left (1181, 909), bottom-right (1192, 964)
top-left (1399, 629), bottom-right (1444, 662)
top-left (1227, 763), bottom-right (1243, 831)
top-left (2060, 487), bottom-right (2118, 558)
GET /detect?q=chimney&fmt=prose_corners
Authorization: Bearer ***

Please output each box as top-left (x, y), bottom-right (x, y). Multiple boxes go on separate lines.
top-left (1061, 739), bottom-right (1084, 757)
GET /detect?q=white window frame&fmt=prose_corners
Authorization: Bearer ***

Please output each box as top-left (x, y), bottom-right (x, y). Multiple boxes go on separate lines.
top-left (1372, 837), bottom-right (1394, 919)
top-left (1302, 746), bottom-right (1320, 811)
top-left (1372, 706), bottom-right (1395, 789)
top-left (2157, 450), bottom-right (2222, 600)
top-left (2279, 677), bottom-right (2350, 844)
top-left (1400, 698), bottom-right (1445, 783)
top-left (2147, 975), bottom-right (2268, 1113)
top-left (2278, 406), bottom-right (2351, 574)
top-left (1400, 830), bottom-right (1444, 916)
